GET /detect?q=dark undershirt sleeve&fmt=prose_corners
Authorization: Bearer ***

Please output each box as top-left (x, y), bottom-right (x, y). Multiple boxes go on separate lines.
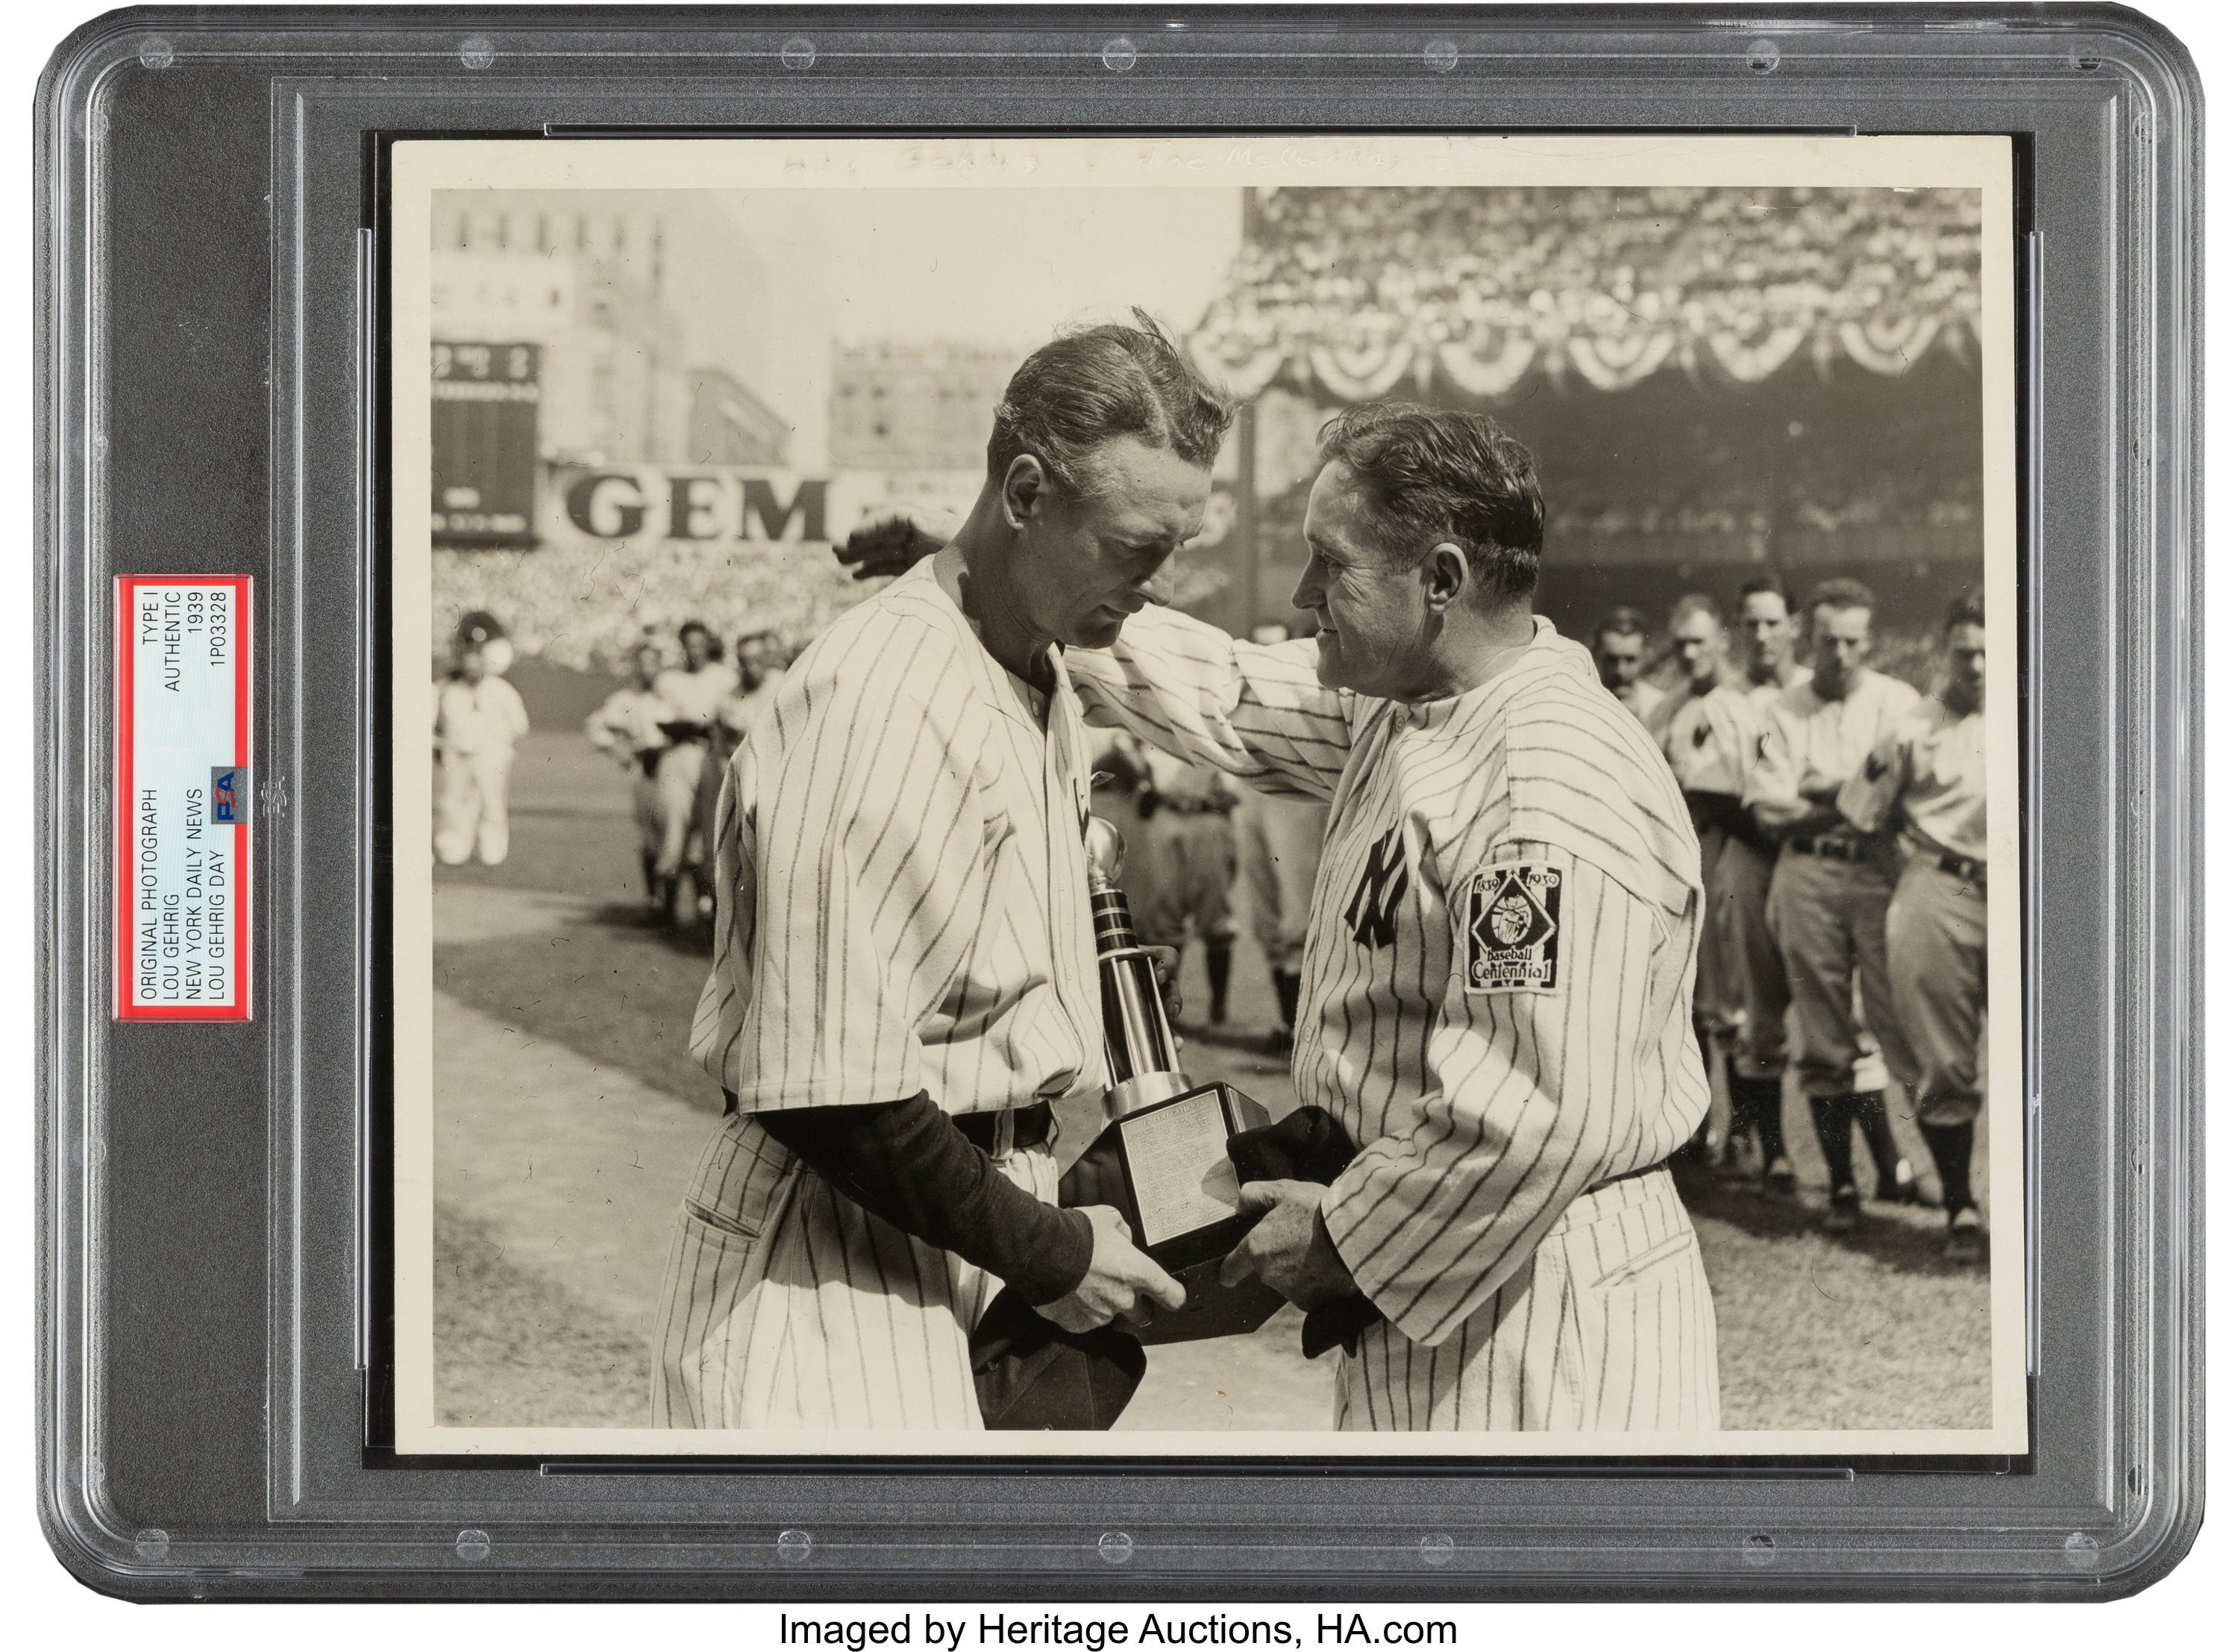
top-left (758, 1096), bottom-right (1096, 1306)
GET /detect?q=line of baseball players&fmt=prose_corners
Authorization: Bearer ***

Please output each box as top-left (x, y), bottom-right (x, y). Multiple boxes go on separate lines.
top-left (583, 624), bottom-right (789, 920)
top-left (1587, 581), bottom-right (1991, 1261)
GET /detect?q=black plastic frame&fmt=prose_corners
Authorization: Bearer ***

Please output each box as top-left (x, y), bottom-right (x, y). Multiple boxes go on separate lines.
top-left (34, 5), bottom-right (2201, 1601)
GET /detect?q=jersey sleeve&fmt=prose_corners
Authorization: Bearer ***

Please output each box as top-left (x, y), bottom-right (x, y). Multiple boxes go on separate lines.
top-left (1837, 724), bottom-right (1913, 836)
top-left (1320, 841), bottom-right (1681, 1347)
top-left (698, 658), bottom-right (993, 1111)
top-left (1064, 603), bottom-right (1352, 801)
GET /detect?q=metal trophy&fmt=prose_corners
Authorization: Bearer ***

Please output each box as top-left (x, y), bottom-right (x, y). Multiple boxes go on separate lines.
top-left (1057, 816), bottom-right (1286, 1344)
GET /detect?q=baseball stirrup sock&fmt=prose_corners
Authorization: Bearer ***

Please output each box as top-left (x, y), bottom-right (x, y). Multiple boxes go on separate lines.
top-left (1272, 970), bottom-right (1300, 1031)
top-left (1808, 1093), bottom-right (1858, 1190)
top-left (1205, 939), bottom-right (1232, 1021)
top-left (1919, 1119), bottom-right (1977, 1213)
top-left (1728, 1070), bottom-right (1785, 1160)
top-left (1858, 1090), bottom-right (1904, 1184)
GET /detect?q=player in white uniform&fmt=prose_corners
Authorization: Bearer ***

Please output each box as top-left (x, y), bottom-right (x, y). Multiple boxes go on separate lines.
top-left (648, 622), bottom-right (736, 920)
top-left (1591, 606), bottom-right (1666, 726)
top-left (430, 615), bottom-right (530, 867)
top-left (1745, 579), bottom-right (1922, 1231)
top-left (1068, 403), bottom-right (1718, 1433)
top-left (686, 629), bottom-right (792, 924)
top-left (586, 638), bottom-right (676, 905)
top-left (1840, 591), bottom-right (1990, 1261)
top-left (1688, 577), bottom-right (1811, 1191)
top-left (1643, 594), bottom-right (1740, 1165)
top-left (652, 318), bottom-right (1220, 1430)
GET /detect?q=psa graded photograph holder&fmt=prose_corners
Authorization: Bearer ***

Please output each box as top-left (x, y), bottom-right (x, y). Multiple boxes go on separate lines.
top-left (34, 6), bottom-right (2201, 1601)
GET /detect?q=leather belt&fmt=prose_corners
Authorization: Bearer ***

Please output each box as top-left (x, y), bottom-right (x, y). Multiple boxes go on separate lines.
top-left (1939, 852), bottom-right (1987, 885)
top-left (1588, 1157), bottom-right (1668, 1196)
top-left (953, 1102), bottom-right (1056, 1155)
top-left (1902, 826), bottom-right (1986, 886)
top-left (1788, 833), bottom-right (1872, 864)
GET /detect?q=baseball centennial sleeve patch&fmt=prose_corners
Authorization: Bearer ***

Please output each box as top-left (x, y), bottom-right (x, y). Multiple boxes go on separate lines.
top-left (1463, 862), bottom-right (1562, 994)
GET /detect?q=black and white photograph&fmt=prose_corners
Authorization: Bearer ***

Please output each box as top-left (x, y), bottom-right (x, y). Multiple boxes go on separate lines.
top-left (389, 134), bottom-right (2022, 1457)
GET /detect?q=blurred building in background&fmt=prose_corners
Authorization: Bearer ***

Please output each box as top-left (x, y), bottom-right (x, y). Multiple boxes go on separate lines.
top-left (828, 341), bottom-right (1017, 471)
top-left (430, 195), bottom-right (777, 545)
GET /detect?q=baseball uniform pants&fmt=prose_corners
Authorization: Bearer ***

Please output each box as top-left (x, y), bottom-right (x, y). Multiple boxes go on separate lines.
top-left (1689, 820), bottom-right (1737, 1034)
top-left (1885, 854), bottom-right (1987, 1128)
top-left (433, 748), bottom-right (513, 867)
top-left (1709, 835), bottom-right (1788, 1083)
top-left (651, 742), bottom-right (707, 880)
top-left (651, 1108), bottom-right (1060, 1431)
top-left (1766, 849), bottom-right (1918, 1099)
top-left (1137, 809), bottom-right (1238, 950)
top-left (1333, 1169), bottom-right (1720, 1433)
top-left (1237, 797), bottom-right (1324, 976)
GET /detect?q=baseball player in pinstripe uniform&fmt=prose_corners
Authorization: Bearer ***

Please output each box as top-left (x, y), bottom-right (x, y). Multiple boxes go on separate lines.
top-left (1840, 590), bottom-right (1990, 1261)
top-left (1068, 403), bottom-right (1720, 1433)
top-left (1745, 578), bottom-right (1922, 1232)
top-left (651, 318), bottom-right (1222, 1430)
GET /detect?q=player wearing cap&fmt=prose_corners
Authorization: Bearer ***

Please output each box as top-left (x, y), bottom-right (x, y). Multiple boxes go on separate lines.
top-left (1067, 403), bottom-right (1719, 1433)
top-left (651, 316), bottom-right (1217, 1430)
top-left (1745, 578), bottom-right (1922, 1232)
top-left (1840, 591), bottom-right (1991, 1262)
top-left (430, 611), bottom-right (529, 867)
top-left (1591, 606), bottom-right (1665, 726)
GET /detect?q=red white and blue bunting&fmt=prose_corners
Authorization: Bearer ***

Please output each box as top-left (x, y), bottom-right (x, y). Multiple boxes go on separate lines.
top-left (1190, 186), bottom-right (1981, 402)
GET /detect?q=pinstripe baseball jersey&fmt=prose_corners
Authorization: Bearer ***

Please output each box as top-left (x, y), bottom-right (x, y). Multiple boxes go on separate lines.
top-left (1067, 606), bottom-right (1719, 1432)
top-left (656, 559), bottom-right (1102, 1431)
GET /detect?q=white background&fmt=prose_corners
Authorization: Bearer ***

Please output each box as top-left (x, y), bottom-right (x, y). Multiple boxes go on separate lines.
top-left (3, 0), bottom-right (2222, 1641)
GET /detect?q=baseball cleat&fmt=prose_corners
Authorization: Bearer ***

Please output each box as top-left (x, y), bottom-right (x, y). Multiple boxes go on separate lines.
top-left (1761, 1156), bottom-right (1796, 1198)
top-left (1822, 1185), bottom-right (1861, 1233)
top-left (1943, 1207), bottom-right (1987, 1263)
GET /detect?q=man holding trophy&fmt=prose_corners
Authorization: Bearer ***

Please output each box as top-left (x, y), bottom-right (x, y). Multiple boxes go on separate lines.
top-left (651, 316), bottom-right (1224, 1432)
top-left (1065, 403), bottom-right (1723, 1433)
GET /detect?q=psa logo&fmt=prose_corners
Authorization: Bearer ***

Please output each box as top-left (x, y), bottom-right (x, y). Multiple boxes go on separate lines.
top-left (210, 767), bottom-right (248, 825)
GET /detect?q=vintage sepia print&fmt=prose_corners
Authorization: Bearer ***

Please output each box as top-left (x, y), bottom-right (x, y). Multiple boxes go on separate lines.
top-left (389, 134), bottom-right (2022, 1456)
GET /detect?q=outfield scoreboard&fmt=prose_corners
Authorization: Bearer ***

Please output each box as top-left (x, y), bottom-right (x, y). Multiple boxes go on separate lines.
top-left (432, 341), bottom-right (540, 546)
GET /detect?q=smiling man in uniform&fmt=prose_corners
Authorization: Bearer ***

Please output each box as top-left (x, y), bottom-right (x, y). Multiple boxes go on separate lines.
top-left (1065, 403), bottom-right (1720, 1433)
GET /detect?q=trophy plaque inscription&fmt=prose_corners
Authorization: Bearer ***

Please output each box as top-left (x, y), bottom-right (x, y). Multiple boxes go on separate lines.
top-left (1059, 817), bottom-right (1286, 1345)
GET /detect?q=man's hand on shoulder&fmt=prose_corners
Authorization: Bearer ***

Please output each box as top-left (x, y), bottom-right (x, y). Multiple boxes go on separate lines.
top-left (1036, 1204), bottom-right (1188, 1333)
top-left (835, 509), bottom-right (955, 582)
top-left (1219, 1180), bottom-right (1358, 1310)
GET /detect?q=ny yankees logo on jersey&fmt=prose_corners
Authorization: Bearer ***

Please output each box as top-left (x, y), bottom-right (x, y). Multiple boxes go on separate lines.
top-left (1344, 824), bottom-right (1408, 949)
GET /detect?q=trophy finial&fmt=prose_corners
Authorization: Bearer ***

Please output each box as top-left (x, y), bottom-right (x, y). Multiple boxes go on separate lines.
top-left (1084, 814), bottom-right (1127, 891)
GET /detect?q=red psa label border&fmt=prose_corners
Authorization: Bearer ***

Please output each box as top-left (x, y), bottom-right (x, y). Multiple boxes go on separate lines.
top-left (114, 576), bottom-right (253, 1021)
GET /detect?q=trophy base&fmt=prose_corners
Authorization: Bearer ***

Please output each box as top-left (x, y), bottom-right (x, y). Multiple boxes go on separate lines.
top-left (1132, 1256), bottom-right (1286, 1345)
top-left (1058, 1079), bottom-right (1281, 1345)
